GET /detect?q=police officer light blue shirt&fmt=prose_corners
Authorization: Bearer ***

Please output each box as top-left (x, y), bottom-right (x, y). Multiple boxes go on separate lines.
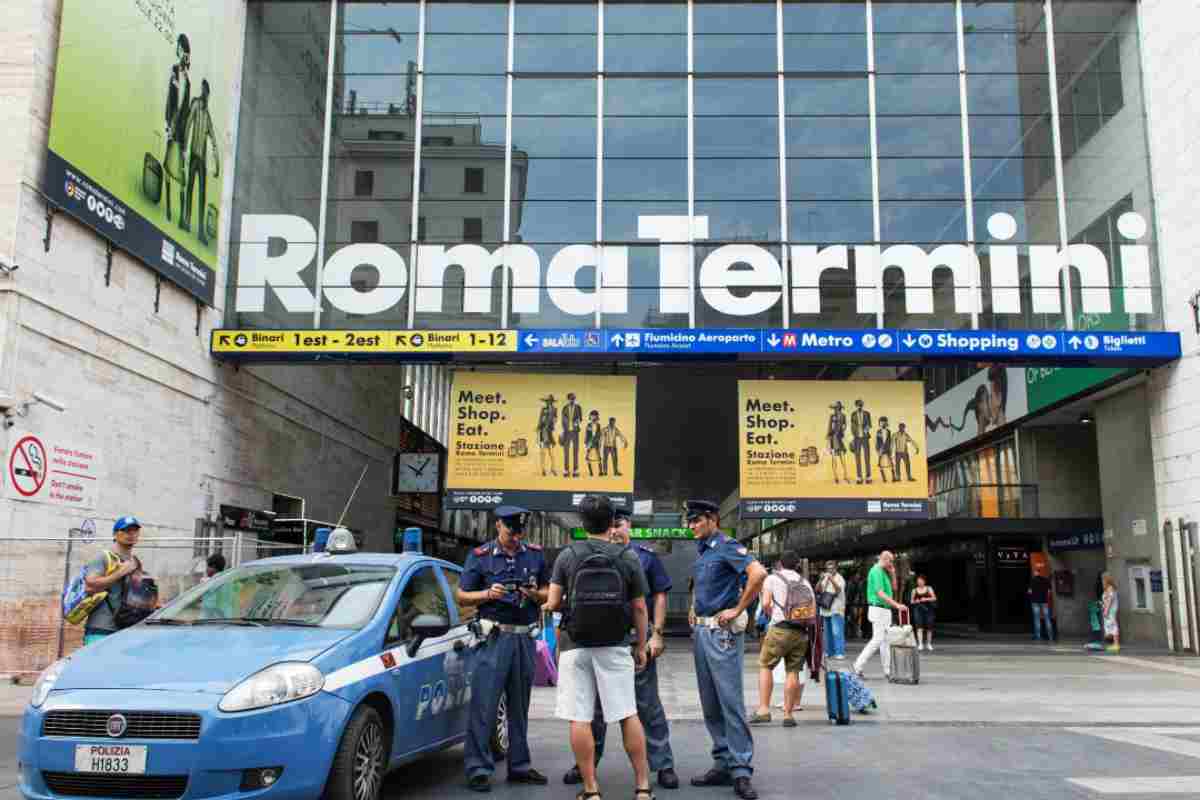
top-left (692, 533), bottom-right (753, 618)
top-left (686, 499), bottom-right (764, 800)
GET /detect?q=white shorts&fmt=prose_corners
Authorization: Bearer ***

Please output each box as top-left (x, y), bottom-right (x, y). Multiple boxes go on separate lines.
top-left (555, 646), bottom-right (637, 724)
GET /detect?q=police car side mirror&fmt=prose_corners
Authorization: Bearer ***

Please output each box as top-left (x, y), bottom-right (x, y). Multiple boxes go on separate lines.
top-left (407, 614), bottom-right (451, 658)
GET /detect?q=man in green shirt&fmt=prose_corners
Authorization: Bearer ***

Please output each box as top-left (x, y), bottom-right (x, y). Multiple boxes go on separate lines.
top-left (852, 551), bottom-right (907, 680)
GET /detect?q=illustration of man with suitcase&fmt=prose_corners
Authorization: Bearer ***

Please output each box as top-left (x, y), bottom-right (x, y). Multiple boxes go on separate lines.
top-left (182, 79), bottom-right (221, 244)
top-left (163, 33), bottom-right (191, 224)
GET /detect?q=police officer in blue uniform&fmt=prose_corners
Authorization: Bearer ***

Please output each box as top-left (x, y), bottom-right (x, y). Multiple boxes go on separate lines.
top-left (456, 505), bottom-right (551, 792)
top-left (563, 505), bottom-right (680, 789)
top-left (686, 500), bottom-right (767, 800)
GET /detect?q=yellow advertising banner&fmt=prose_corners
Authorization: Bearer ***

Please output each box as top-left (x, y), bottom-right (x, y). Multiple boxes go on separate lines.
top-left (738, 380), bottom-right (929, 519)
top-left (211, 329), bottom-right (517, 355)
top-left (446, 373), bottom-right (637, 511)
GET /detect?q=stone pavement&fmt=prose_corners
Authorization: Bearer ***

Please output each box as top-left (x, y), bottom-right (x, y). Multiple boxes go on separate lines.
top-left (5, 639), bottom-right (1200, 799)
top-left (530, 639), bottom-right (1200, 725)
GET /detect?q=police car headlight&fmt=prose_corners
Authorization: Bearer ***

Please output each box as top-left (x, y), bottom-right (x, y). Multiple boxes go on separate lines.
top-left (219, 663), bottom-right (325, 713)
top-left (31, 658), bottom-right (69, 708)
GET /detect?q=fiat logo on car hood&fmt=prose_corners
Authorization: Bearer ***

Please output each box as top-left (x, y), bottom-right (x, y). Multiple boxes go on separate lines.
top-left (106, 714), bottom-right (128, 738)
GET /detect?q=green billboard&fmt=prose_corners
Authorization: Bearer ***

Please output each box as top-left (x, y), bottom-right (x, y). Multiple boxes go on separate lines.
top-left (570, 527), bottom-right (731, 540)
top-left (1025, 312), bottom-right (1131, 412)
top-left (44, 0), bottom-right (236, 305)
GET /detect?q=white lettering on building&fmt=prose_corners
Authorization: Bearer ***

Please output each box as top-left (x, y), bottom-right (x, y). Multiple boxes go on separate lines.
top-left (234, 212), bottom-right (1153, 318)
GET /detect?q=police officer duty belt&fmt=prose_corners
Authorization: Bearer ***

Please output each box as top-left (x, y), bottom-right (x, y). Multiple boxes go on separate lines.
top-left (479, 619), bottom-right (535, 635)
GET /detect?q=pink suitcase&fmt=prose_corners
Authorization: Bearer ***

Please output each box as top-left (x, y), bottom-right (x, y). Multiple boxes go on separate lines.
top-left (534, 639), bottom-right (558, 686)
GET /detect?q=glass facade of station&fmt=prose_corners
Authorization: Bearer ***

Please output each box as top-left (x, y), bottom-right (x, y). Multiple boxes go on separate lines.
top-left (229, 0), bottom-right (1160, 333)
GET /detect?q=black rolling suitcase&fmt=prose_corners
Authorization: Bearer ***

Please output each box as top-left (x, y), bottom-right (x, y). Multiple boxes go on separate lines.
top-left (143, 153), bottom-right (163, 204)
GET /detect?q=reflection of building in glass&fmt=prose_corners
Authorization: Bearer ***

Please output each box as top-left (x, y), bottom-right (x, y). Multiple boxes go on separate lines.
top-left (329, 109), bottom-right (528, 327)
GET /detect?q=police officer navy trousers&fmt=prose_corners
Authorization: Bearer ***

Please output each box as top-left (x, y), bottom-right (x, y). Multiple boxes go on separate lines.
top-left (465, 630), bottom-right (536, 778)
top-left (694, 625), bottom-right (753, 779)
top-left (587, 654), bottom-right (674, 771)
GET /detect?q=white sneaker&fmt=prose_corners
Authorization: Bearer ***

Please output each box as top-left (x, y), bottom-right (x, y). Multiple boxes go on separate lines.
top-left (927, 643), bottom-right (934, 652)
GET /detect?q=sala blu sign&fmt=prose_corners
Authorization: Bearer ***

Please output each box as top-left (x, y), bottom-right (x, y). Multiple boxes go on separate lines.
top-left (235, 212), bottom-right (1154, 319)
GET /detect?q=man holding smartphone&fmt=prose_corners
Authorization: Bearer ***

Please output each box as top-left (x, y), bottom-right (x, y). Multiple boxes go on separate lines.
top-left (456, 505), bottom-right (550, 792)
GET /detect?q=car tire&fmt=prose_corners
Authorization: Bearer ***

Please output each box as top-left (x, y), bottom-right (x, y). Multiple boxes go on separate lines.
top-left (324, 705), bottom-right (388, 800)
top-left (489, 691), bottom-right (508, 759)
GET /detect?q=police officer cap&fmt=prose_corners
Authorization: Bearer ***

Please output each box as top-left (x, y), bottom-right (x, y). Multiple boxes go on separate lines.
top-left (495, 505), bottom-right (531, 532)
top-left (685, 500), bottom-right (719, 521)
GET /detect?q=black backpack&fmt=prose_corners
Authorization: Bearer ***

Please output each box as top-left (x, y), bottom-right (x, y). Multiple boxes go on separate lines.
top-left (566, 541), bottom-right (630, 647)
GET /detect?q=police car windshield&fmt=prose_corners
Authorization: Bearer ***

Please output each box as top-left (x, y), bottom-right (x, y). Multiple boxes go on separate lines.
top-left (155, 563), bottom-right (397, 629)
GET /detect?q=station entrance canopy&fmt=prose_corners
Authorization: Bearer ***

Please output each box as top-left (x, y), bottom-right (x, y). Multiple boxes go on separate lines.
top-left (211, 326), bottom-right (1180, 367)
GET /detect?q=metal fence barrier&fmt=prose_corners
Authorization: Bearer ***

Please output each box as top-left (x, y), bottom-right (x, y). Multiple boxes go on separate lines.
top-left (0, 535), bottom-right (303, 679)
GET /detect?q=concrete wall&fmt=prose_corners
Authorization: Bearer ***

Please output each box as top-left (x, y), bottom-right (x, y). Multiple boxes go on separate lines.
top-left (1018, 425), bottom-right (1102, 517)
top-left (0, 0), bottom-right (448, 559)
top-left (1138, 0), bottom-right (1200, 650)
top-left (1094, 382), bottom-right (1164, 645)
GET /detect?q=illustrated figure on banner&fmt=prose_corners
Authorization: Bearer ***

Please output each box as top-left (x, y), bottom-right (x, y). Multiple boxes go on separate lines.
top-left (537, 395), bottom-right (558, 477)
top-left (827, 401), bottom-right (849, 484)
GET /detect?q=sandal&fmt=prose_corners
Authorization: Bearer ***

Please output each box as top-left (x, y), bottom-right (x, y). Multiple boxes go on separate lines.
top-left (749, 712), bottom-right (772, 725)
top-left (577, 792), bottom-right (602, 800)
top-left (635, 788), bottom-right (656, 800)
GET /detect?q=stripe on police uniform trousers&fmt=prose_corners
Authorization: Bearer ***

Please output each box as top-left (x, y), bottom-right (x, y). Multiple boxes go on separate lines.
top-left (324, 627), bottom-right (478, 692)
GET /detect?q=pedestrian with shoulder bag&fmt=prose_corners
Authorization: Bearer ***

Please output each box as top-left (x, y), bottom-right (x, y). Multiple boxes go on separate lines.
top-left (78, 516), bottom-right (145, 645)
top-left (816, 561), bottom-right (846, 660)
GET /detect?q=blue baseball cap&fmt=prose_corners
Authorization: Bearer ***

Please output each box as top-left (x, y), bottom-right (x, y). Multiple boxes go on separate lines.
top-left (113, 516), bottom-right (142, 533)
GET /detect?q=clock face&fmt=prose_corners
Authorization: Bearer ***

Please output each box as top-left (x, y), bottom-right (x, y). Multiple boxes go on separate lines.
top-left (395, 453), bottom-right (440, 493)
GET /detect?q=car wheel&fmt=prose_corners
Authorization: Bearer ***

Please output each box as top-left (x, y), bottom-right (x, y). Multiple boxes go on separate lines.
top-left (489, 691), bottom-right (508, 759)
top-left (324, 705), bottom-right (388, 800)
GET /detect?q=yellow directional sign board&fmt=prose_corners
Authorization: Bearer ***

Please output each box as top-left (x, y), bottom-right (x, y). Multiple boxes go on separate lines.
top-left (211, 329), bottom-right (518, 355)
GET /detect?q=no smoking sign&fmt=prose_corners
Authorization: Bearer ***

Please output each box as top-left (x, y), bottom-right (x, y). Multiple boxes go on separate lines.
top-left (9, 435), bottom-right (48, 497)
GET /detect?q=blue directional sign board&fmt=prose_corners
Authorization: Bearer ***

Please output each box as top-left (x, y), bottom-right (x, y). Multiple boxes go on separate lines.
top-left (213, 327), bottom-right (1181, 366)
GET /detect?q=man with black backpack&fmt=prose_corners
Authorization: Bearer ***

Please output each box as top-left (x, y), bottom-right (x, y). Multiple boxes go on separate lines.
top-left (544, 495), bottom-right (653, 800)
top-left (563, 504), bottom-right (679, 790)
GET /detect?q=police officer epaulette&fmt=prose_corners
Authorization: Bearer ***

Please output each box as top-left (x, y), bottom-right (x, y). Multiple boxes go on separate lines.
top-left (472, 544), bottom-right (490, 556)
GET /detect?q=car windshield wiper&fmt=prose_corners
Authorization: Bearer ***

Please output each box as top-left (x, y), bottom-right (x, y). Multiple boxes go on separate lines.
top-left (191, 617), bottom-right (266, 627)
top-left (241, 618), bottom-right (321, 627)
top-left (143, 618), bottom-right (192, 626)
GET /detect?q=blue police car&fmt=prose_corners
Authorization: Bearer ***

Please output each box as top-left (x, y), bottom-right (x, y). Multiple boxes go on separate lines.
top-left (18, 532), bottom-right (509, 800)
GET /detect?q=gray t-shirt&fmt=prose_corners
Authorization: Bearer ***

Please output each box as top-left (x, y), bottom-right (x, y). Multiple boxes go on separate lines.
top-left (551, 538), bottom-right (649, 652)
top-left (84, 550), bottom-right (131, 632)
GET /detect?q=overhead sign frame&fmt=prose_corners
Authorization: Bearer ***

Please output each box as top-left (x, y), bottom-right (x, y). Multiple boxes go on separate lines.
top-left (211, 327), bottom-right (1182, 367)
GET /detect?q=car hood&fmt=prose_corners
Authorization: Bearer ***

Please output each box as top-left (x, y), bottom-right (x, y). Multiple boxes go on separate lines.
top-left (54, 626), bottom-right (354, 694)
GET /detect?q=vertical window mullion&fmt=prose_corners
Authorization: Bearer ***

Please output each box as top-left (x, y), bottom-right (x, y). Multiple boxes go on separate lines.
top-left (955, 0), bottom-right (979, 329)
top-left (596, 0), bottom-right (605, 330)
top-left (312, 0), bottom-right (340, 330)
top-left (502, 0), bottom-right (516, 329)
top-left (866, 0), bottom-right (882, 329)
top-left (1044, 0), bottom-right (1074, 329)
top-left (776, 0), bottom-right (789, 328)
top-left (686, 0), bottom-right (696, 329)
top-left (406, 0), bottom-right (428, 329)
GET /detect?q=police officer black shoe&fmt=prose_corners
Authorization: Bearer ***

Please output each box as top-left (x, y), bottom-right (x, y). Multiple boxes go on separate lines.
top-left (733, 777), bottom-right (758, 800)
top-left (658, 768), bottom-right (680, 789)
top-left (508, 768), bottom-right (549, 785)
top-left (564, 766), bottom-right (583, 785)
top-left (467, 775), bottom-right (491, 793)
top-left (690, 770), bottom-right (733, 787)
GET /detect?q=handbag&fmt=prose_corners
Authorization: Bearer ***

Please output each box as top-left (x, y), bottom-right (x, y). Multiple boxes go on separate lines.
top-left (816, 576), bottom-right (838, 611)
top-left (109, 573), bottom-right (159, 629)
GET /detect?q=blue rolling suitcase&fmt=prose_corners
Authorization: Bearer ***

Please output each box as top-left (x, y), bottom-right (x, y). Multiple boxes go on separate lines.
top-left (825, 670), bottom-right (851, 725)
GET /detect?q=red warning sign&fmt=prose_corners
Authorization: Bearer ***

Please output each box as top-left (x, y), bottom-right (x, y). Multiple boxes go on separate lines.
top-left (9, 435), bottom-right (48, 497)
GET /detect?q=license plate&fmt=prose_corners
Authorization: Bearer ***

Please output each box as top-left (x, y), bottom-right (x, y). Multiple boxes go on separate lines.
top-left (74, 745), bottom-right (147, 774)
